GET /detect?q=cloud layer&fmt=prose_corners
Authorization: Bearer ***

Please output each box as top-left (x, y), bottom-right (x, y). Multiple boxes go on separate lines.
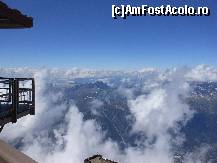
top-left (0, 65), bottom-right (216, 163)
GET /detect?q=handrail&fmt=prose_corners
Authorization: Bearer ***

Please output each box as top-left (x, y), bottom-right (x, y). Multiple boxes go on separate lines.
top-left (0, 139), bottom-right (37, 163)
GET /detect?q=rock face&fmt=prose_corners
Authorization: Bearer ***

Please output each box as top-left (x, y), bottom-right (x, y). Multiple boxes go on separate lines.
top-left (84, 155), bottom-right (117, 163)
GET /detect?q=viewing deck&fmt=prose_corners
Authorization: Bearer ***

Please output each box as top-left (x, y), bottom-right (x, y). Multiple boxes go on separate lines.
top-left (0, 78), bottom-right (35, 130)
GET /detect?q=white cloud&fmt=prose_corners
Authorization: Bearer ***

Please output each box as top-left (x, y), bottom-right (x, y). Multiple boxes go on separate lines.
top-left (0, 66), bottom-right (213, 163)
top-left (89, 99), bottom-right (104, 115)
top-left (186, 65), bottom-right (217, 81)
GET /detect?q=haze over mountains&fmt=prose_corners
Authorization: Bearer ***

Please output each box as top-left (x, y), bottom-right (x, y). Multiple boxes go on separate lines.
top-left (0, 65), bottom-right (217, 163)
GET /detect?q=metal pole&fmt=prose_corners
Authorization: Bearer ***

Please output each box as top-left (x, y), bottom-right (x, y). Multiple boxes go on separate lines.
top-left (30, 79), bottom-right (35, 115)
top-left (11, 79), bottom-right (18, 123)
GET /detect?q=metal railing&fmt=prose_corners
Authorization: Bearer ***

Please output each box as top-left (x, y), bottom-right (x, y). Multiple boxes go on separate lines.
top-left (0, 77), bottom-right (35, 131)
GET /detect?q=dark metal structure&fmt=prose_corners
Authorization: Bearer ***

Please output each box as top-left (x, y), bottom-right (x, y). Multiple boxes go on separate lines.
top-left (0, 78), bottom-right (35, 131)
top-left (0, 1), bottom-right (33, 28)
top-left (0, 1), bottom-right (34, 133)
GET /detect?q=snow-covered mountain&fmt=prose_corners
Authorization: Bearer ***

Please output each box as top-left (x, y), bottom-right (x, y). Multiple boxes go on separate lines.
top-left (1, 66), bottom-right (217, 163)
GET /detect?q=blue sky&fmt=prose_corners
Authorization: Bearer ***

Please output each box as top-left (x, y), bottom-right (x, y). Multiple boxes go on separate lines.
top-left (0, 0), bottom-right (217, 70)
